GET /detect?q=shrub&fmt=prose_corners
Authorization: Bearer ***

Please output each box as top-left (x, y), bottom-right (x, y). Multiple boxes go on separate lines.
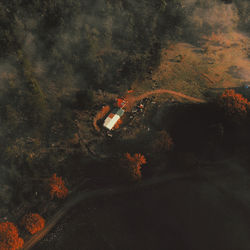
top-left (218, 89), bottom-right (250, 118)
top-left (124, 153), bottom-right (147, 181)
top-left (49, 173), bottom-right (68, 199)
top-left (0, 222), bottom-right (24, 250)
top-left (21, 213), bottom-right (45, 235)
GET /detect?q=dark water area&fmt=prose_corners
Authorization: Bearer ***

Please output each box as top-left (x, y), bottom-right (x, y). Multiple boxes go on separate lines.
top-left (34, 166), bottom-right (250, 250)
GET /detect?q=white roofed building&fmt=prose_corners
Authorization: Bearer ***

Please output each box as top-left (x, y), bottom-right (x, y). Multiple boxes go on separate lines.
top-left (103, 108), bottom-right (124, 130)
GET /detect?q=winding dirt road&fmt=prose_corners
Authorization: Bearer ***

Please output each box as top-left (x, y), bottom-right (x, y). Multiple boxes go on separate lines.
top-left (125, 89), bottom-right (206, 111)
top-left (23, 90), bottom-right (206, 249)
top-left (130, 89), bottom-right (205, 103)
top-left (23, 172), bottom-right (196, 249)
top-left (93, 89), bottom-right (206, 131)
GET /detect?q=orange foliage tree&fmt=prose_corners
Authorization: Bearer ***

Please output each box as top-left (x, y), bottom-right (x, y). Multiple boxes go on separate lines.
top-left (49, 173), bottom-right (68, 199)
top-left (219, 89), bottom-right (250, 118)
top-left (21, 213), bottom-right (45, 235)
top-left (0, 222), bottom-right (24, 250)
top-left (124, 153), bottom-right (147, 181)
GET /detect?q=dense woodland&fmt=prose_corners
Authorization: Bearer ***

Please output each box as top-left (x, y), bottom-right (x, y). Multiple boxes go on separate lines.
top-left (0, 0), bottom-right (249, 248)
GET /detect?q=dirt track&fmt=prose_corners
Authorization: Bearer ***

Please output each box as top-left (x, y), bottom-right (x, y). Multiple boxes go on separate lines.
top-left (131, 89), bottom-right (205, 103)
top-left (23, 157), bottom-right (250, 250)
top-left (93, 89), bottom-right (206, 131)
top-left (23, 90), bottom-right (206, 248)
top-left (125, 89), bottom-right (205, 111)
top-left (23, 172), bottom-right (196, 249)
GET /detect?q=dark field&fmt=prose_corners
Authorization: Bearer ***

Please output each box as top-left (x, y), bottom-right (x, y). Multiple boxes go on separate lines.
top-left (34, 162), bottom-right (250, 250)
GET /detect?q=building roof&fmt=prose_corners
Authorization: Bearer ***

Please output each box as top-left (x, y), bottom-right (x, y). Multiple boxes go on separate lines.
top-left (103, 108), bottom-right (124, 130)
top-left (116, 108), bottom-right (124, 117)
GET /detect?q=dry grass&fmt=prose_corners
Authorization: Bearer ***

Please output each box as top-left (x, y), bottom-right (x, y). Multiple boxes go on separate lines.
top-left (131, 31), bottom-right (250, 101)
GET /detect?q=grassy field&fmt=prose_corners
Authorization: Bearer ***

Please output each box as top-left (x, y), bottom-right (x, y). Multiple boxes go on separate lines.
top-left (131, 31), bottom-right (250, 101)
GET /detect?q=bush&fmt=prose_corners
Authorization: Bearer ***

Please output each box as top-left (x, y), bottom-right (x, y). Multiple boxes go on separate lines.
top-left (0, 222), bottom-right (23, 250)
top-left (123, 153), bottom-right (147, 181)
top-left (218, 89), bottom-right (250, 119)
top-left (21, 213), bottom-right (45, 235)
top-left (49, 173), bottom-right (68, 199)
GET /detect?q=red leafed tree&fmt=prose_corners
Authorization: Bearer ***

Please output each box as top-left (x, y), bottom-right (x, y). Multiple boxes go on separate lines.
top-left (124, 153), bottom-right (147, 181)
top-left (22, 213), bottom-right (45, 235)
top-left (219, 89), bottom-right (250, 117)
top-left (49, 173), bottom-right (68, 199)
top-left (0, 222), bottom-right (24, 250)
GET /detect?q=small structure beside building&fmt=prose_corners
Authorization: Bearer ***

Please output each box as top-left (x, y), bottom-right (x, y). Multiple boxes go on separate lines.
top-left (103, 108), bottom-right (125, 130)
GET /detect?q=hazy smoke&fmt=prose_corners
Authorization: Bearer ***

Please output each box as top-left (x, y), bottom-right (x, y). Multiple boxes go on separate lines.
top-left (182, 0), bottom-right (240, 34)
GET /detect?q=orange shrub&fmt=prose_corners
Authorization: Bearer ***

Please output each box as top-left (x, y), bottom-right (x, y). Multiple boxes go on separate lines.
top-left (124, 153), bottom-right (147, 181)
top-left (49, 173), bottom-right (68, 199)
top-left (219, 89), bottom-right (250, 117)
top-left (0, 222), bottom-right (24, 250)
top-left (22, 213), bottom-right (45, 235)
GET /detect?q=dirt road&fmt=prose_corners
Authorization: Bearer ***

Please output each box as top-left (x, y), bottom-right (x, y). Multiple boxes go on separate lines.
top-left (93, 89), bottom-right (206, 131)
top-left (131, 89), bottom-right (205, 103)
top-left (24, 158), bottom-right (249, 249)
top-left (23, 172), bottom-right (196, 249)
top-left (125, 89), bottom-right (206, 111)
